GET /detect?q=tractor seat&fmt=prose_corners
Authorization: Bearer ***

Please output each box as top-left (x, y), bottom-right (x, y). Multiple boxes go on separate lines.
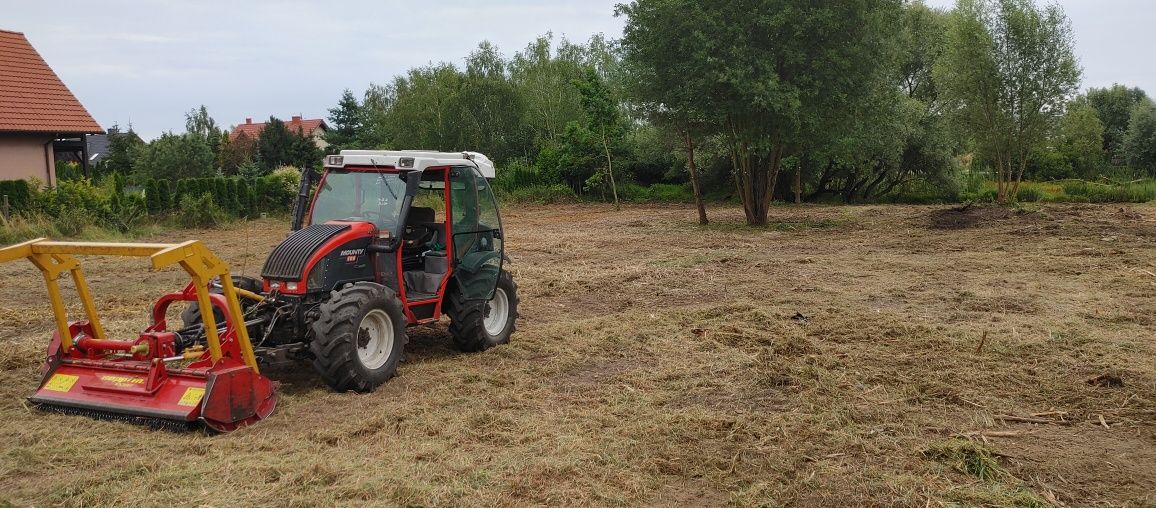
top-left (406, 206), bottom-right (436, 228)
top-left (405, 207), bottom-right (447, 258)
top-left (405, 207), bottom-right (438, 243)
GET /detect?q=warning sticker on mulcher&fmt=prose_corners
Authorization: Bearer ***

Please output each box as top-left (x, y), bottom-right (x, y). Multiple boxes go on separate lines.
top-left (43, 374), bottom-right (79, 392)
top-left (177, 387), bottom-right (205, 407)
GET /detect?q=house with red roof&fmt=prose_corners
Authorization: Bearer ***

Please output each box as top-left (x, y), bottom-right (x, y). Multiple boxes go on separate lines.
top-left (0, 29), bottom-right (103, 186)
top-left (230, 116), bottom-right (329, 150)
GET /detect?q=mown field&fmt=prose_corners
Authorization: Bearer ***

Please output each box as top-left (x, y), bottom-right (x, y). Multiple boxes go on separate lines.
top-left (1, 202), bottom-right (1154, 507)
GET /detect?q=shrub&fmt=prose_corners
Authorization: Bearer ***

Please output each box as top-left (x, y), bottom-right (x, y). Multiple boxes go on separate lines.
top-left (156, 180), bottom-right (173, 212)
top-left (1058, 179), bottom-right (1156, 203)
top-left (0, 179), bottom-right (34, 210)
top-left (216, 177), bottom-right (230, 214)
top-left (1015, 186), bottom-right (1043, 202)
top-left (35, 179), bottom-right (110, 219)
top-left (176, 193), bottom-right (228, 229)
top-left (494, 158), bottom-right (545, 192)
top-left (498, 184), bottom-right (577, 204)
top-left (144, 179), bottom-right (162, 214)
top-left (620, 183), bottom-right (693, 202)
top-left (235, 179), bottom-right (253, 215)
top-left (883, 177), bottom-right (961, 204)
top-left (108, 193), bottom-right (147, 232)
top-left (174, 179), bottom-right (188, 206)
top-left (53, 206), bottom-right (95, 236)
top-left (256, 166), bottom-right (301, 213)
top-left (226, 178), bottom-right (243, 215)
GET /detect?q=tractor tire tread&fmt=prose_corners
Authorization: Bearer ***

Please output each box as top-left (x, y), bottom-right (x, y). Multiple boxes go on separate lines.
top-left (447, 270), bottom-right (518, 352)
top-left (310, 282), bottom-right (406, 393)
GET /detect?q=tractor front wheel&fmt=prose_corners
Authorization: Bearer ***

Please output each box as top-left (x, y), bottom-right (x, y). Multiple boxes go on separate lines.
top-left (311, 282), bottom-right (407, 392)
top-left (447, 270), bottom-right (519, 352)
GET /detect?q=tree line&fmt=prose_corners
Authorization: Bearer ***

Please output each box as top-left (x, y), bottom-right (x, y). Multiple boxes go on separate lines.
top-left (88, 0), bottom-right (1156, 228)
top-left (97, 107), bottom-right (322, 181)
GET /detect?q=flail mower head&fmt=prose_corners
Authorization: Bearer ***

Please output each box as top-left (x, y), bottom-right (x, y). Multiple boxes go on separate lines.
top-left (0, 238), bottom-right (278, 433)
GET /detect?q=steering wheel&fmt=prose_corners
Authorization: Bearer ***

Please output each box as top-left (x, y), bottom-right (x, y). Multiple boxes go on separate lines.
top-left (404, 224), bottom-right (438, 248)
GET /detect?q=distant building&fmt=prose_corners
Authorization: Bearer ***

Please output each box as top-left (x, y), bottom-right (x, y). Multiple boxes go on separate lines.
top-left (54, 133), bottom-right (109, 166)
top-left (229, 116), bottom-right (329, 150)
top-left (0, 29), bottom-right (103, 186)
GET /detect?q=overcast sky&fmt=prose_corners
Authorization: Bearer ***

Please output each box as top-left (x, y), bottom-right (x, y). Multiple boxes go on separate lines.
top-left (4, 0), bottom-right (1151, 140)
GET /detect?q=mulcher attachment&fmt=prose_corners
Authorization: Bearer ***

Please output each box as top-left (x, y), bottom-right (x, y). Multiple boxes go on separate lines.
top-left (0, 239), bottom-right (278, 433)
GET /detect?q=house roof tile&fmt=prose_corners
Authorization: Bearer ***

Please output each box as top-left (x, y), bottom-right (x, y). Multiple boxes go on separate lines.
top-left (229, 116), bottom-right (327, 141)
top-left (0, 29), bottom-right (103, 134)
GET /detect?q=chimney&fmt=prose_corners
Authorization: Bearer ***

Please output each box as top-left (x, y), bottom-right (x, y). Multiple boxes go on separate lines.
top-left (245, 118), bottom-right (252, 124)
top-left (291, 115), bottom-right (302, 122)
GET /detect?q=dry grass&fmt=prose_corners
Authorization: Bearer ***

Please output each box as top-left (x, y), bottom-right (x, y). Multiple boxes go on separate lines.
top-left (1, 202), bottom-right (1155, 507)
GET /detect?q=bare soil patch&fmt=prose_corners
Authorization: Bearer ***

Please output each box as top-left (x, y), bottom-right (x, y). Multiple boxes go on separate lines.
top-left (1, 202), bottom-right (1154, 507)
top-left (927, 204), bottom-right (1038, 229)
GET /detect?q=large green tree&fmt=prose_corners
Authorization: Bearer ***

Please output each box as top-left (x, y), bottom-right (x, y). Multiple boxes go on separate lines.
top-left (458, 42), bottom-right (532, 163)
top-left (1085, 84), bottom-right (1149, 163)
top-left (618, 0), bottom-right (713, 222)
top-left (1057, 99), bottom-right (1105, 177)
top-left (801, 1), bottom-right (956, 204)
top-left (257, 117), bottom-right (321, 169)
top-left (1123, 100), bottom-right (1156, 173)
top-left (509, 34), bottom-right (614, 151)
top-left (358, 83), bottom-right (395, 149)
top-left (572, 68), bottom-right (626, 207)
top-left (134, 132), bottom-right (215, 180)
top-left (325, 89), bottom-right (363, 153)
top-left (620, 0), bottom-right (903, 225)
top-left (185, 105), bottom-right (223, 167)
top-left (936, 0), bottom-right (1081, 204)
top-left (99, 124), bottom-right (145, 176)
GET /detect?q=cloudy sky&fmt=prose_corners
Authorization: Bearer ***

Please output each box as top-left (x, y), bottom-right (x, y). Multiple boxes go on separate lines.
top-left (4, 1), bottom-right (1151, 140)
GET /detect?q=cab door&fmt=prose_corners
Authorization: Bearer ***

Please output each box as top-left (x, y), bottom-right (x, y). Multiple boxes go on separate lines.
top-left (448, 165), bottom-right (504, 301)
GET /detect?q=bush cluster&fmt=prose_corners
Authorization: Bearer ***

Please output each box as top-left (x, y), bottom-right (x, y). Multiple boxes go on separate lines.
top-left (139, 173), bottom-right (294, 217)
top-left (952, 178), bottom-right (1156, 204)
top-left (0, 168), bottom-right (300, 242)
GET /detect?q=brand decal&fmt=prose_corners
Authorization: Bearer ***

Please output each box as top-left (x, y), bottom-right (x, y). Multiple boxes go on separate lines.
top-left (100, 375), bottom-right (145, 385)
top-left (340, 248), bottom-right (365, 263)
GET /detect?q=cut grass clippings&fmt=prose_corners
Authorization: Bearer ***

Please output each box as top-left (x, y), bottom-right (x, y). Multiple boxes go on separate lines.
top-left (1, 203), bottom-right (1154, 506)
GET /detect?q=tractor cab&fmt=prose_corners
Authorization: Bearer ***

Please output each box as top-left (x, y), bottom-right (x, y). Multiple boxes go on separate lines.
top-left (291, 151), bottom-right (504, 309)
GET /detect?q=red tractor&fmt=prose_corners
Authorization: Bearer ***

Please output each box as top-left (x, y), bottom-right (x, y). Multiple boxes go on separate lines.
top-left (185, 150), bottom-right (519, 392)
top-left (0, 151), bottom-right (516, 431)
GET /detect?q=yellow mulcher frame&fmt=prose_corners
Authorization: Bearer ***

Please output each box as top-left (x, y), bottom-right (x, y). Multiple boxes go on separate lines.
top-left (0, 238), bottom-right (261, 373)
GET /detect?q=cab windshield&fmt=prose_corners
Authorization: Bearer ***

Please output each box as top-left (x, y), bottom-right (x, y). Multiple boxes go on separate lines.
top-left (309, 170), bottom-right (406, 231)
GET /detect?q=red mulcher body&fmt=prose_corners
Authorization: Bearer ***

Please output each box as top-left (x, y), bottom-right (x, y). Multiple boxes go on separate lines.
top-left (0, 238), bottom-right (277, 432)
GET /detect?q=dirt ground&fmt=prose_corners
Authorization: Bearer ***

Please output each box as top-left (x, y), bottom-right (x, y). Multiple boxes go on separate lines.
top-left (1, 202), bottom-right (1154, 507)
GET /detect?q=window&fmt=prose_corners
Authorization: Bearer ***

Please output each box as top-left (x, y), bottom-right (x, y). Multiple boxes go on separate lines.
top-left (309, 170), bottom-right (406, 231)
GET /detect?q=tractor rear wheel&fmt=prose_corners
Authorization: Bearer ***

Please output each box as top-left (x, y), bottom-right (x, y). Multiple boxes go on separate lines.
top-left (310, 282), bottom-right (407, 392)
top-left (446, 270), bottom-right (518, 352)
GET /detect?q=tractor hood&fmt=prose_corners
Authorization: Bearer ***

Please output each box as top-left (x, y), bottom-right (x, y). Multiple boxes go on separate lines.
top-left (261, 221), bottom-right (376, 294)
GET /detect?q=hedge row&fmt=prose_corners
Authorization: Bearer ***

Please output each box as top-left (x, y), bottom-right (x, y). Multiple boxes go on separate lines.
top-left (141, 176), bottom-right (295, 216)
top-left (1, 169), bottom-right (299, 221)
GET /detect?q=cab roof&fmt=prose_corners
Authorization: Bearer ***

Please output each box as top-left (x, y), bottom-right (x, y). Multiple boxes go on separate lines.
top-left (325, 150), bottom-right (495, 178)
